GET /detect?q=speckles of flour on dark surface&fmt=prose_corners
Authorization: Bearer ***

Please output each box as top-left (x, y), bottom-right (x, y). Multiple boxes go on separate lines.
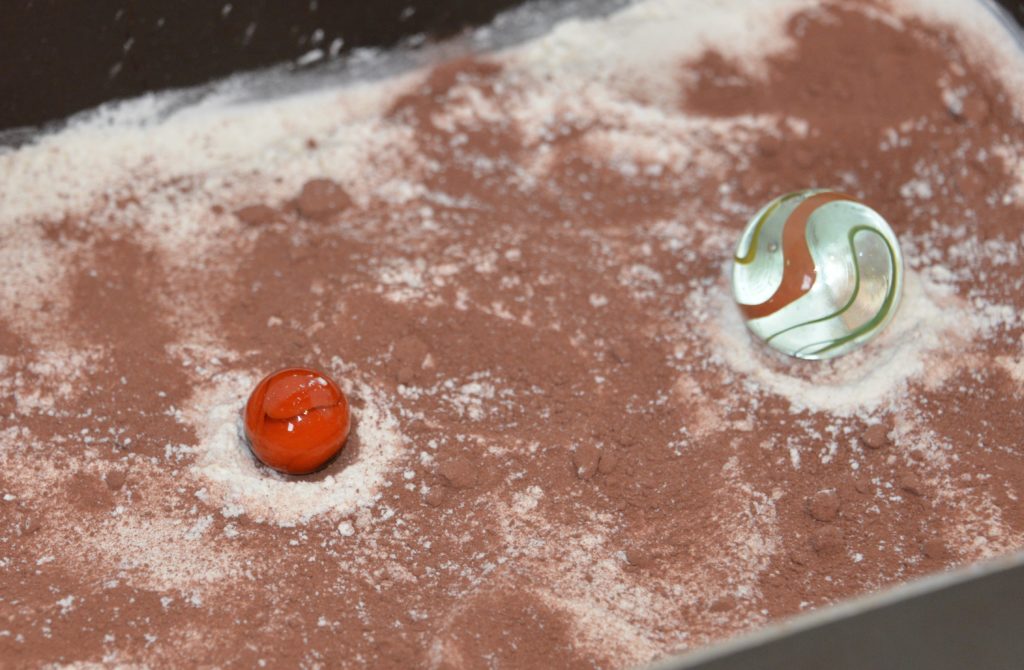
top-left (1, 3), bottom-right (1023, 669)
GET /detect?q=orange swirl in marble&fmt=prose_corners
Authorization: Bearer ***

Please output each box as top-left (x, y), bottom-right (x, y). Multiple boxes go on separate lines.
top-left (737, 191), bottom-right (855, 320)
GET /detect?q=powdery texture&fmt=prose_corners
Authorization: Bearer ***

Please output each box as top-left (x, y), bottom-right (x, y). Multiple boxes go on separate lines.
top-left (1, 1), bottom-right (1023, 668)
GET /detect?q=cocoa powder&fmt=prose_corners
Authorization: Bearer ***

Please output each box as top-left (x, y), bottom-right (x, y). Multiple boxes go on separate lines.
top-left (1, 3), bottom-right (1023, 669)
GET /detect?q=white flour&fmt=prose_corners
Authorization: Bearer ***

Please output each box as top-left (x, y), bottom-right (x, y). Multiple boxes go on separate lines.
top-left (702, 268), bottom-right (970, 416)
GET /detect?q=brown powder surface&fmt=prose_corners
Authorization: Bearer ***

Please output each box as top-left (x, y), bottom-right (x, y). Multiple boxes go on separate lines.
top-left (2, 2), bottom-right (1024, 668)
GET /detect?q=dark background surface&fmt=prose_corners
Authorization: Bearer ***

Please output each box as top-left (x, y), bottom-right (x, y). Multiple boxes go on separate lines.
top-left (0, 0), bottom-right (524, 131)
top-left (1, 1), bottom-right (1020, 132)
top-left (664, 554), bottom-right (1024, 670)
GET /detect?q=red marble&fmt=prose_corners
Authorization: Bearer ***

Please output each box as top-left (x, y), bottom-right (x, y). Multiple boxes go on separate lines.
top-left (244, 367), bottom-right (351, 475)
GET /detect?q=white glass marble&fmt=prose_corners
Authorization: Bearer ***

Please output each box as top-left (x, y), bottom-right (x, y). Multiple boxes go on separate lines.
top-left (731, 189), bottom-right (903, 360)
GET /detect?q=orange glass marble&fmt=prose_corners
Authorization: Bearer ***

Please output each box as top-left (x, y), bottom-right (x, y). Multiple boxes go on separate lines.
top-left (243, 367), bottom-right (351, 475)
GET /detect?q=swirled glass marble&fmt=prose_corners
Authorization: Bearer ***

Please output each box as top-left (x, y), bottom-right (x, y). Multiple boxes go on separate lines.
top-left (731, 189), bottom-right (903, 360)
